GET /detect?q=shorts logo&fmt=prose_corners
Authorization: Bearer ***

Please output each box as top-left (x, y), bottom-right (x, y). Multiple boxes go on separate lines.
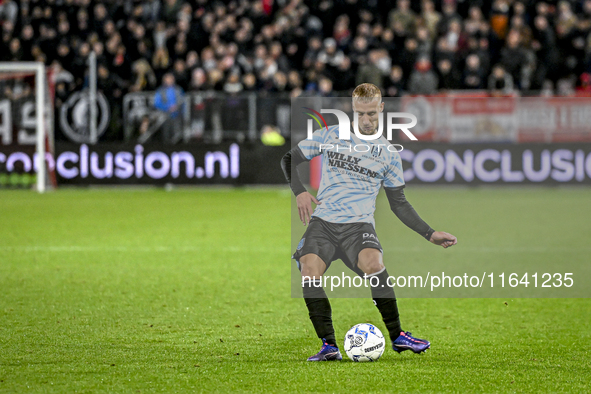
top-left (363, 233), bottom-right (378, 242)
top-left (297, 238), bottom-right (305, 250)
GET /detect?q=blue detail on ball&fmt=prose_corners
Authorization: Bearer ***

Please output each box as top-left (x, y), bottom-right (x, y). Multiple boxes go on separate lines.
top-left (354, 326), bottom-right (369, 341)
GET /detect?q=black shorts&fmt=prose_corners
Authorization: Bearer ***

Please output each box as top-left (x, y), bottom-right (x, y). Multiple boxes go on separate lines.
top-left (292, 217), bottom-right (383, 276)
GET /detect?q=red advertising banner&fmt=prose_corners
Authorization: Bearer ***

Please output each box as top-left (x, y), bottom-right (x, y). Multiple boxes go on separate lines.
top-left (401, 96), bottom-right (591, 143)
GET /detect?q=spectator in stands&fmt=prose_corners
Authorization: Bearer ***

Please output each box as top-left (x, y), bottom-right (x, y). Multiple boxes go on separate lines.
top-left (513, 2), bottom-right (529, 25)
top-left (437, 59), bottom-right (460, 90)
top-left (398, 37), bottom-right (419, 78)
top-left (421, 0), bottom-right (441, 40)
top-left (303, 36), bottom-right (323, 70)
top-left (416, 26), bottom-right (433, 60)
top-left (379, 28), bottom-right (396, 57)
top-left (207, 68), bottom-right (224, 90)
top-left (465, 6), bottom-right (485, 36)
top-left (242, 73), bottom-right (257, 91)
top-left (443, 19), bottom-right (465, 53)
top-left (408, 57), bottom-right (439, 95)
top-left (54, 82), bottom-right (70, 116)
top-left (0, 0), bottom-right (18, 25)
top-left (7, 37), bottom-right (22, 61)
top-left (102, 20), bottom-right (117, 41)
top-left (318, 77), bottom-right (334, 97)
top-left (160, 0), bottom-right (183, 25)
top-left (154, 73), bottom-right (184, 144)
top-left (348, 35), bottom-right (369, 67)
top-left (438, 0), bottom-right (461, 37)
top-left (388, 0), bottom-right (416, 36)
top-left (19, 25), bottom-right (35, 61)
top-left (152, 47), bottom-right (171, 82)
top-left (490, 0), bottom-right (511, 41)
top-left (76, 9), bottom-right (90, 41)
top-left (200, 46), bottom-right (217, 72)
top-left (499, 30), bottom-right (529, 88)
top-left (152, 21), bottom-right (168, 50)
top-left (271, 72), bottom-right (288, 94)
top-left (532, 15), bottom-right (561, 88)
top-left (112, 44), bottom-right (132, 82)
top-left (172, 59), bottom-right (189, 91)
top-left (472, 37), bottom-right (491, 78)
top-left (51, 61), bottom-right (75, 88)
top-left (92, 3), bottom-right (108, 34)
top-left (185, 51), bottom-right (200, 73)
top-left (356, 50), bottom-right (385, 89)
top-left (488, 64), bottom-right (514, 96)
top-left (189, 68), bottom-right (208, 91)
top-left (38, 24), bottom-right (57, 61)
top-left (510, 15), bottom-right (533, 48)
top-left (462, 54), bottom-right (486, 89)
top-left (269, 41), bottom-right (290, 73)
top-left (130, 59), bottom-right (157, 93)
top-left (384, 65), bottom-right (405, 97)
top-left (556, 1), bottom-right (578, 38)
top-left (332, 56), bottom-right (355, 92)
top-left (223, 72), bottom-right (244, 94)
top-left (333, 14), bottom-right (351, 48)
top-left (318, 38), bottom-right (345, 70)
top-left (71, 42), bottom-right (90, 84)
top-left (55, 40), bottom-right (73, 70)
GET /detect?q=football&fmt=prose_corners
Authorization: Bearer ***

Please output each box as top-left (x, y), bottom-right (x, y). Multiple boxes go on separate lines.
top-left (344, 323), bottom-right (386, 362)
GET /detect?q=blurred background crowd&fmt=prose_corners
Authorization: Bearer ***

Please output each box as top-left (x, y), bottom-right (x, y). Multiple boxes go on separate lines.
top-left (3, 0), bottom-right (591, 140)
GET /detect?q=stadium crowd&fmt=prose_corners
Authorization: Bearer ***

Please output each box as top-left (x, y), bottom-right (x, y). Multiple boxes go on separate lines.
top-left (3, 0), bottom-right (591, 98)
top-left (3, 0), bottom-right (591, 140)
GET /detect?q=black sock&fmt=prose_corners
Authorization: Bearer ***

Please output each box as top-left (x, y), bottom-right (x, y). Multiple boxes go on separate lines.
top-left (368, 268), bottom-right (402, 342)
top-left (302, 279), bottom-right (336, 346)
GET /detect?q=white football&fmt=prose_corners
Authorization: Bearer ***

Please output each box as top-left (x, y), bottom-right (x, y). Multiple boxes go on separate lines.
top-left (344, 323), bottom-right (386, 362)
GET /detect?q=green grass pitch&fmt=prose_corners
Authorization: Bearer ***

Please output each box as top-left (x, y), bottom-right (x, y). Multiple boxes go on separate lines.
top-left (1, 187), bottom-right (590, 392)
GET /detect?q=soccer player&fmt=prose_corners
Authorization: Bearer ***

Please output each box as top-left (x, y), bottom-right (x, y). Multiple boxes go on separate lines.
top-left (281, 83), bottom-right (457, 361)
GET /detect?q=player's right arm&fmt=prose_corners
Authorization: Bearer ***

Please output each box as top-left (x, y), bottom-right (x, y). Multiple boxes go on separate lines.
top-left (280, 147), bottom-right (321, 226)
top-left (280, 127), bottom-right (331, 225)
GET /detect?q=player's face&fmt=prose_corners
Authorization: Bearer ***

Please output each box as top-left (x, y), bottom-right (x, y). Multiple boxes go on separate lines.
top-left (352, 99), bottom-right (384, 135)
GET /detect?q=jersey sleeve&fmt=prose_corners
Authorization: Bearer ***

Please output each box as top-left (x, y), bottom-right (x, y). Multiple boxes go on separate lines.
top-left (383, 150), bottom-right (405, 188)
top-left (297, 126), bottom-right (332, 160)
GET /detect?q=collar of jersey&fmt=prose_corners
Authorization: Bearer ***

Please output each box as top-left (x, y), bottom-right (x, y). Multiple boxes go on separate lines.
top-left (349, 129), bottom-right (390, 146)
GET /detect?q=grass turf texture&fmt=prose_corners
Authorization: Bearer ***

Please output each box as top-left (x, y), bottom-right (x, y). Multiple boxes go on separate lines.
top-left (1, 187), bottom-right (590, 393)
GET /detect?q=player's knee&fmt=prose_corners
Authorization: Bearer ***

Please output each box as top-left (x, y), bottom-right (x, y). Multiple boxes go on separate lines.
top-left (362, 260), bottom-right (385, 275)
top-left (300, 255), bottom-right (326, 278)
top-left (357, 249), bottom-right (384, 274)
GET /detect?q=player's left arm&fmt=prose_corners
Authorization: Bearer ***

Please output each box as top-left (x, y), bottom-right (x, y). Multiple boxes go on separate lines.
top-left (384, 186), bottom-right (457, 249)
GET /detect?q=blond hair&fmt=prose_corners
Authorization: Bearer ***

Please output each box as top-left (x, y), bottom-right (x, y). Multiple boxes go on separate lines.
top-left (352, 83), bottom-right (382, 103)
